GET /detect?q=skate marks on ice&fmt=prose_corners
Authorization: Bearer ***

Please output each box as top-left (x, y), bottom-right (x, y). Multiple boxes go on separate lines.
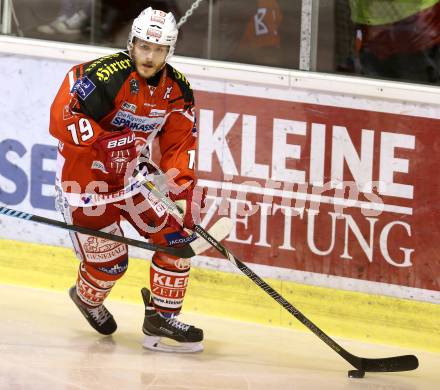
top-left (0, 284), bottom-right (439, 390)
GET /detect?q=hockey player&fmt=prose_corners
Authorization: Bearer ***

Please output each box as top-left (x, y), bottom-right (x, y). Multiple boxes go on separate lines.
top-left (49, 7), bottom-right (205, 353)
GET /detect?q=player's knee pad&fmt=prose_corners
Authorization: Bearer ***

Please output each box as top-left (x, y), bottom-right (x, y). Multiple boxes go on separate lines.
top-left (153, 251), bottom-right (191, 272)
top-left (150, 252), bottom-right (191, 314)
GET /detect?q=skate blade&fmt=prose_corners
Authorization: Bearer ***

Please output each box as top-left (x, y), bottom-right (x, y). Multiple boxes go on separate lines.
top-left (142, 335), bottom-right (203, 353)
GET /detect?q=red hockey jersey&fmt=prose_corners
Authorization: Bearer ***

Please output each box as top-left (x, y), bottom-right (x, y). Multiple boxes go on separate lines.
top-left (50, 51), bottom-right (197, 196)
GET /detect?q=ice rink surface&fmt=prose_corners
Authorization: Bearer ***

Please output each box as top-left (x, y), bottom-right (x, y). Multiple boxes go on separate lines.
top-left (1, 284), bottom-right (439, 390)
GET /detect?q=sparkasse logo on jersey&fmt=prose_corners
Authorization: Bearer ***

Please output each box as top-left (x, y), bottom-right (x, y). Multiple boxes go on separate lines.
top-left (164, 231), bottom-right (197, 246)
top-left (111, 110), bottom-right (164, 132)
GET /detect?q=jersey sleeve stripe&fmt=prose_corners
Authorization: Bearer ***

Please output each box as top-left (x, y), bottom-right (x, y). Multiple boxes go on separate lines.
top-left (68, 70), bottom-right (75, 92)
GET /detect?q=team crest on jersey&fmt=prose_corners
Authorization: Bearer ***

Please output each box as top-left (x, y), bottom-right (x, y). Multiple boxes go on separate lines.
top-left (130, 79), bottom-right (139, 95)
top-left (121, 101), bottom-right (137, 113)
top-left (71, 76), bottom-right (96, 100)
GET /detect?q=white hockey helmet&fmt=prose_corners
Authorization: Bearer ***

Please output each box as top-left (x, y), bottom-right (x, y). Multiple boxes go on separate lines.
top-left (127, 7), bottom-right (178, 61)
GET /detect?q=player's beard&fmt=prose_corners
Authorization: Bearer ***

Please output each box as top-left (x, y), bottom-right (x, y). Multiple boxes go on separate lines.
top-left (132, 52), bottom-right (166, 80)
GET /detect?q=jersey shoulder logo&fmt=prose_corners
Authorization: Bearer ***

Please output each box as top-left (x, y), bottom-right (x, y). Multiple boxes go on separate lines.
top-left (71, 76), bottom-right (96, 100)
top-left (84, 52), bottom-right (133, 83)
top-left (84, 53), bottom-right (121, 73)
top-left (94, 58), bottom-right (132, 82)
top-left (76, 52), bottom-right (132, 121)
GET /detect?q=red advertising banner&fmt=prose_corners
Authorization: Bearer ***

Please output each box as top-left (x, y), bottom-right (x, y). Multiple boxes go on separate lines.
top-left (195, 90), bottom-right (439, 292)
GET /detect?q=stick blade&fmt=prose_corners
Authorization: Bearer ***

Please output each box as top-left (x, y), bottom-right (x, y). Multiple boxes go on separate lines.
top-left (190, 217), bottom-right (233, 255)
top-left (358, 354), bottom-right (419, 372)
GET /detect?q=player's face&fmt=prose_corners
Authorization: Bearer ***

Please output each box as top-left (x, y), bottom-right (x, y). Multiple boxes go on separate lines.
top-left (132, 39), bottom-right (169, 79)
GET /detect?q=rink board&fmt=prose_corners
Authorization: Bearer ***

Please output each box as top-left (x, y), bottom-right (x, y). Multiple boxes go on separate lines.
top-left (1, 238), bottom-right (439, 353)
top-left (0, 37), bottom-right (439, 304)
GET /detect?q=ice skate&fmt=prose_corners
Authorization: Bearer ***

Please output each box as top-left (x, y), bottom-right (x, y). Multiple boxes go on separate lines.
top-left (69, 286), bottom-right (117, 335)
top-left (141, 287), bottom-right (203, 353)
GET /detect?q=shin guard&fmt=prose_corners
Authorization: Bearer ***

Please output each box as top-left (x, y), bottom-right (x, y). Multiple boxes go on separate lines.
top-left (76, 257), bottom-right (128, 307)
top-left (150, 253), bottom-right (190, 315)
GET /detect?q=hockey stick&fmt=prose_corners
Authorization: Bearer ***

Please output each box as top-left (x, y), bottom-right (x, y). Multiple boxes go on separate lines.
top-left (141, 181), bottom-right (419, 375)
top-left (0, 206), bottom-right (231, 259)
top-left (194, 226), bottom-right (419, 374)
